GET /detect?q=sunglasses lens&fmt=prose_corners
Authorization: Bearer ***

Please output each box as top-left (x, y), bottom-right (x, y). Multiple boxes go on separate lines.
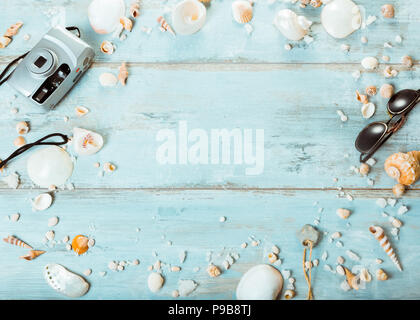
top-left (355, 122), bottom-right (387, 153)
top-left (388, 89), bottom-right (418, 114)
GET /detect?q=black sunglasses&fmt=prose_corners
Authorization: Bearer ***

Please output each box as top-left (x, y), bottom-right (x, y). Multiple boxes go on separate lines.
top-left (355, 89), bottom-right (420, 163)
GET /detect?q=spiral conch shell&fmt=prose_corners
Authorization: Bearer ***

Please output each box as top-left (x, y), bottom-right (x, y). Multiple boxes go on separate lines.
top-left (21, 250), bottom-right (46, 261)
top-left (384, 151), bottom-right (420, 186)
top-left (273, 9), bottom-right (312, 41)
top-left (3, 235), bottom-right (33, 249)
top-left (232, 0), bottom-right (253, 24)
top-left (369, 226), bottom-right (402, 271)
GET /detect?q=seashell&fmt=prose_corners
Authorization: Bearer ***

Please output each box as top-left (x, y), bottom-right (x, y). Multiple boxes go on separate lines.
top-left (236, 264), bottom-right (283, 300)
top-left (72, 235), bottom-right (90, 255)
top-left (380, 84), bottom-right (394, 98)
top-left (366, 86), bottom-right (377, 96)
top-left (232, 0), bottom-right (253, 24)
top-left (381, 4), bottom-right (394, 18)
top-left (148, 272), bottom-right (164, 292)
top-left (44, 263), bottom-right (90, 297)
top-left (392, 183), bottom-right (405, 198)
top-left (273, 9), bottom-right (312, 41)
top-left (389, 216), bottom-right (402, 228)
top-left (48, 216), bottom-right (59, 227)
top-left (118, 62), bottom-right (128, 85)
top-left (360, 268), bottom-right (371, 282)
top-left (72, 127), bottom-right (104, 156)
top-left (120, 17), bottom-right (133, 32)
top-left (14, 136), bottom-right (26, 147)
top-left (10, 213), bottom-right (20, 222)
top-left (321, 0), bottom-right (361, 39)
top-left (359, 163), bottom-right (370, 176)
top-left (103, 162), bottom-right (116, 172)
top-left (75, 106), bottom-right (89, 117)
top-left (130, 2), bottom-right (140, 18)
top-left (336, 208), bottom-right (351, 219)
top-left (207, 264), bottom-right (221, 277)
top-left (356, 90), bottom-right (368, 104)
top-left (369, 226), bottom-right (402, 271)
top-left (384, 151), bottom-right (420, 186)
top-left (284, 289), bottom-right (295, 300)
top-left (376, 268), bottom-right (388, 281)
top-left (401, 55), bottom-right (413, 68)
top-left (361, 56), bottom-right (379, 70)
top-left (5, 22), bottom-right (23, 37)
top-left (157, 16), bottom-right (176, 36)
top-left (3, 235), bottom-right (32, 249)
top-left (343, 267), bottom-right (359, 290)
top-left (172, 0), bottom-right (207, 35)
top-left (99, 72), bottom-right (118, 87)
top-left (32, 193), bottom-right (53, 211)
top-left (268, 252), bottom-right (278, 264)
top-left (1, 172), bottom-right (20, 188)
top-left (100, 41), bottom-right (114, 54)
top-left (21, 250), bottom-right (45, 261)
top-left (361, 102), bottom-right (376, 119)
top-left (178, 279), bottom-right (198, 296)
top-left (0, 36), bottom-right (12, 49)
top-left (16, 121), bottom-right (29, 135)
top-left (45, 230), bottom-right (55, 241)
top-left (27, 146), bottom-right (74, 188)
top-left (88, 0), bottom-right (126, 34)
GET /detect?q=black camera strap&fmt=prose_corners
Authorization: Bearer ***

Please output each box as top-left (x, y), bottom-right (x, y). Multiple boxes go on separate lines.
top-left (0, 133), bottom-right (69, 170)
top-left (0, 26), bottom-right (81, 87)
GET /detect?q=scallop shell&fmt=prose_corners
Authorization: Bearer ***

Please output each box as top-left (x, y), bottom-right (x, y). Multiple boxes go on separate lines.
top-left (148, 272), bottom-right (164, 292)
top-left (72, 235), bottom-right (90, 255)
top-left (32, 193), bottom-right (53, 211)
top-left (118, 62), bottom-right (128, 85)
top-left (3, 235), bottom-right (32, 249)
top-left (100, 41), bottom-right (114, 54)
top-left (99, 72), bottom-right (118, 87)
top-left (236, 264), bottom-right (283, 300)
top-left (27, 146), bottom-right (74, 188)
top-left (232, 0), bottom-right (253, 24)
top-left (321, 0), bottom-right (361, 39)
top-left (273, 9), bottom-right (312, 41)
top-left (361, 56), bottom-right (379, 70)
top-left (88, 0), bottom-right (126, 34)
top-left (172, 0), bottom-right (207, 35)
top-left (44, 263), bottom-right (90, 298)
top-left (369, 226), bottom-right (402, 271)
top-left (361, 102), bottom-right (376, 119)
top-left (72, 127), bottom-right (104, 156)
top-left (21, 250), bottom-right (45, 261)
top-left (384, 151), bottom-right (420, 186)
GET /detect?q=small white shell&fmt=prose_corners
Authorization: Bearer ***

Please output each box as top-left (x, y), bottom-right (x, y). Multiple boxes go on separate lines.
top-left (48, 216), bottom-right (59, 227)
top-left (72, 128), bottom-right (104, 156)
top-left (44, 263), bottom-right (90, 298)
top-left (336, 208), bottom-right (351, 219)
top-left (99, 72), bottom-right (118, 87)
top-left (360, 268), bottom-right (371, 282)
top-left (321, 0), bottom-right (361, 39)
top-left (236, 264), bottom-right (283, 300)
top-left (361, 102), bottom-right (376, 119)
top-left (32, 193), bottom-right (53, 211)
top-left (361, 57), bottom-right (379, 70)
top-left (148, 272), bottom-right (164, 292)
top-left (27, 146), bottom-right (74, 188)
top-left (172, 0), bottom-right (207, 35)
top-left (45, 230), bottom-right (55, 241)
top-left (232, 0), bottom-right (253, 24)
top-left (274, 9), bottom-right (312, 41)
top-left (88, 0), bottom-right (126, 34)
top-left (75, 106), bottom-right (90, 117)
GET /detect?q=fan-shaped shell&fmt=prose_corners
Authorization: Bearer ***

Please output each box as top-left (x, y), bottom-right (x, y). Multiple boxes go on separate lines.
top-left (88, 0), bottom-right (126, 34)
top-left (236, 264), bottom-right (283, 300)
top-left (32, 193), bottom-right (53, 211)
top-left (384, 151), bottom-right (420, 186)
top-left (232, 0), bottom-right (253, 24)
top-left (72, 128), bottom-right (104, 156)
top-left (321, 0), bottom-right (361, 39)
top-left (27, 146), bottom-right (74, 188)
top-left (72, 235), bottom-right (90, 255)
top-left (172, 0), bottom-right (207, 35)
top-left (274, 9), bottom-right (312, 41)
top-left (44, 264), bottom-right (90, 298)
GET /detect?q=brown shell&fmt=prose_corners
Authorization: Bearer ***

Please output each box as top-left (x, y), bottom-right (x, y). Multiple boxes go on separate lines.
top-left (384, 151), bottom-right (420, 185)
top-left (3, 235), bottom-right (32, 249)
top-left (20, 250), bottom-right (46, 260)
top-left (130, 2), bottom-right (140, 18)
top-left (118, 62), bottom-right (128, 85)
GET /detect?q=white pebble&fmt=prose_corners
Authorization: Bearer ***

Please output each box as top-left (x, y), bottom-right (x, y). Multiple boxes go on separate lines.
top-left (346, 250), bottom-right (360, 261)
top-left (45, 230), bottom-right (55, 241)
top-left (321, 251), bottom-right (328, 261)
top-left (336, 265), bottom-right (345, 276)
top-left (48, 216), bottom-right (59, 227)
top-left (219, 216), bottom-right (226, 222)
top-left (336, 241), bottom-right (344, 248)
top-left (398, 205), bottom-right (408, 215)
top-left (108, 261), bottom-right (118, 271)
top-left (336, 256), bottom-right (344, 264)
top-left (10, 213), bottom-right (20, 222)
top-left (323, 264), bottom-right (333, 272)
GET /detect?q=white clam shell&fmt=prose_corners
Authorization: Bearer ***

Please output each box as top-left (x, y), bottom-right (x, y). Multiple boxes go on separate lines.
top-left (361, 56), bottom-right (379, 70)
top-left (32, 193), bottom-right (53, 211)
top-left (27, 146), bottom-right (74, 188)
top-left (172, 0), bottom-right (207, 35)
top-left (88, 0), bottom-right (125, 34)
top-left (232, 0), bottom-right (253, 24)
top-left (72, 127), bottom-right (104, 156)
top-left (321, 0), bottom-right (361, 39)
top-left (99, 72), bottom-right (118, 87)
top-left (274, 9), bottom-right (312, 41)
top-left (44, 264), bottom-right (90, 298)
top-left (236, 264), bottom-right (283, 300)
top-left (361, 102), bottom-right (376, 119)
top-left (148, 272), bottom-right (164, 292)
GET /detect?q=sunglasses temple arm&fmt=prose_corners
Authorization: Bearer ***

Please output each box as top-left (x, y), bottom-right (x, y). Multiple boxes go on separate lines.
top-left (360, 131), bottom-right (394, 163)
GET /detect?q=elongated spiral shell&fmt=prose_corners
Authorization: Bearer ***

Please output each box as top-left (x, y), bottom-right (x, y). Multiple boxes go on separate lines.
top-left (21, 250), bottom-right (46, 261)
top-left (384, 151), bottom-right (420, 186)
top-left (369, 226), bottom-right (402, 271)
top-left (3, 235), bottom-right (32, 249)
top-left (157, 16), bottom-right (176, 36)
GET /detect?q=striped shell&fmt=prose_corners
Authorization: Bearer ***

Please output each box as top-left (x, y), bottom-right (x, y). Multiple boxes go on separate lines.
top-left (384, 151), bottom-right (420, 185)
top-left (3, 235), bottom-right (32, 249)
top-left (232, 0), bottom-right (253, 24)
top-left (369, 226), bottom-right (402, 271)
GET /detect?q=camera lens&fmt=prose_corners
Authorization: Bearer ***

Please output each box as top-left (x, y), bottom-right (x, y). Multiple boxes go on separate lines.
top-left (34, 56), bottom-right (47, 68)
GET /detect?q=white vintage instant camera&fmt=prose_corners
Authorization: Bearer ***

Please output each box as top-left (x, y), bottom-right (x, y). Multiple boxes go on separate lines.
top-left (5, 26), bottom-right (94, 109)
